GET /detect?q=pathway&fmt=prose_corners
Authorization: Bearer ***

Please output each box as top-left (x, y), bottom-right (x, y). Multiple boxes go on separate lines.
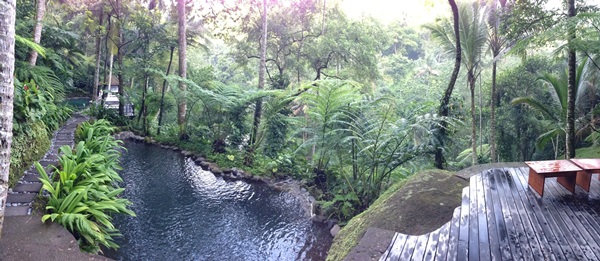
top-left (379, 167), bottom-right (600, 260)
top-left (4, 113), bottom-right (89, 216)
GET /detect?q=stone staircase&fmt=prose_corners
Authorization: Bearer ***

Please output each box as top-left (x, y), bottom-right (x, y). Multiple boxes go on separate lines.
top-left (4, 113), bottom-right (89, 216)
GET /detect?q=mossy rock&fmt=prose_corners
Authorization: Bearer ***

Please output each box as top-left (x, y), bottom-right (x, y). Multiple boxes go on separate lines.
top-left (9, 121), bottom-right (51, 187)
top-left (327, 170), bottom-right (468, 261)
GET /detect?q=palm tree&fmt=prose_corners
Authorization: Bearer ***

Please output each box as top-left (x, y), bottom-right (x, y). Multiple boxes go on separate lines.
top-left (0, 0), bottom-right (16, 236)
top-left (486, 0), bottom-right (508, 163)
top-left (433, 0), bottom-right (461, 169)
top-left (426, 1), bottom-right (488, 166)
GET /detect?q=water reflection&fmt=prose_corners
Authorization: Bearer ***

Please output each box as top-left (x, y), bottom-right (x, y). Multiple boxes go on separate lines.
top-left (105, 141), bottom-right (331, 261)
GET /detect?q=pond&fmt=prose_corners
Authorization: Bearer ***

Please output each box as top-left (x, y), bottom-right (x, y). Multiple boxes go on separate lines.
top-left (63, 97), bottom-right (91, 110)
top-left (104, 140), bottom-right (332, 260)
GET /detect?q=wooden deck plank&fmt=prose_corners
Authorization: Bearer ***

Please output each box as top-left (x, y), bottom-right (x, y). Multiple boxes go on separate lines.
top-left (445, 207), bottom-right (460, 261)
top-left (499, 169), bottom-right (539, 260)
top-left (506, 168), bottom-right (558, 261)
top-left (543, 175), bottom-right (595, 260)
top-left (384, 233), bottom-right (408, 261)
top-left (456, 187), bottom-right (470, 261)
top-left (399, 235), bottom-right (419, 260)
top-left (545, 178), bottom-right (600, 260)
top-left (410, 233), bottom-right (430, 261)
top-left (571, 180), bottom-right (600, 254)
top-left (580, 177), bottom-right (600, 219)
top-left (495, 169), bottom-right (533, 260)
top-left (519, 167), bottom-right (576, 260)
top-left (379, 233), bottom-right (398, 261)
top-left (468, 176), bottom-right (480, 261)
top-left (475, 174), bottom-right (491, 260)
top-left (481, 170), bottom-right (502, 261)
top-left (433, 223), bottom-right (451, 261)
top-left (422, 225), bottom-right (444, 261)
top-left (493, 169), bottom-right (523, 260)
top-left (504, 168), bottom-right (555, 261)
top-left (379, 166), bottom-right (600, 261)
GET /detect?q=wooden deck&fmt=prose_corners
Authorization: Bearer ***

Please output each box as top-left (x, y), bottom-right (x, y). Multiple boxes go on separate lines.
top-left (379, 167), bottom-right (600, 260)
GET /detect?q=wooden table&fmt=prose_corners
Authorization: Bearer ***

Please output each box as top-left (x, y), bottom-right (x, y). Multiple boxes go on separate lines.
top-left (525, 160), bottom-right (582, 197)
top-left (568, 158), bottom-right (600, 192)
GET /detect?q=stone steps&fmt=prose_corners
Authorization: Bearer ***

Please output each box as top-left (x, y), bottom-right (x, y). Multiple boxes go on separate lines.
top-left (4, 113), bottom-right (88, 217)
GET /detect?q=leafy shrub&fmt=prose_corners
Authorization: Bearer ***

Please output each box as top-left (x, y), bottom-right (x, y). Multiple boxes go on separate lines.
top-left (75, 119), bottom-right (116, 142)
top-left (13, 79), bottom-right (72, 134)
top-left (297, 80), bottom-right (443, 221)
top-left (87, 104), bottom-right (129, 127)
top-left (37, 120), bottom-right (134, 253)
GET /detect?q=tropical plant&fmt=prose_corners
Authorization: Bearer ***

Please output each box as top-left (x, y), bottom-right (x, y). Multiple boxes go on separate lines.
top-left (13, 78), bottom-right (72, 134)
top-left (457, 144), bottom-right (491, 166)
top-left (425, 1), bottom-right (488, 166)
top-left (37, 120), bottom-right (134, 253)
top-left (511, 59), bottom-right (589, 158)
top-left (298, 80), bottom-right (443, 220)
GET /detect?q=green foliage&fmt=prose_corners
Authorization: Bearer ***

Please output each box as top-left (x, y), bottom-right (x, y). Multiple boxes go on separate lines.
top-left (9, 121), bottom-right (51, 186)
top-left (456, 144), bottom-right (491, 166)
top-left (13, 78), bottom-right (72, 134)
top-left (496, 56), bottom-right (557, 161)
top-left (297, 80), bottom-right (443, 220)
top-left (37, 120), bottom-right (134, 253)
top-left (87, 104), bottom-right (129, 127)
top-left (510, 58), bottom-right (589, 157)
top-left (75, 119), bottom-right (117, 142)
top-left (320, 190), bottom-right (360, 221)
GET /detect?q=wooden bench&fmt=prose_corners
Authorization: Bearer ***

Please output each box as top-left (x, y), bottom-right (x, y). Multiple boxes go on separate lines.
top-left (568, 158), bottom-right (600, 192)
top-left (525, 160), bottom-right (582, 197)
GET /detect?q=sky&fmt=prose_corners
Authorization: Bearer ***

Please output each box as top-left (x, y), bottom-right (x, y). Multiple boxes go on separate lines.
top-left (340, 0), bottom-right (447, 26)
top-left (340, 0), bottom-right (600, 26)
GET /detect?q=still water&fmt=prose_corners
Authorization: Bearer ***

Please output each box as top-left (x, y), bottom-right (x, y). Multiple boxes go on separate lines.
top-left (105, 141), bottom-right (332, 260)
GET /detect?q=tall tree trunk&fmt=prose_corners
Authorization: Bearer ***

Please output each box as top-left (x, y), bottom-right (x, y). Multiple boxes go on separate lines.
top-left (116, 0), bottom-right (125, 117)
top-left (488, 1), bottom-right (501, 163)
top-left (137, 76), bottom-right (148, 133)
top-left (250, 0), bottom-right (268, 147)
top-left (566, 0), bottom-right (576, 159)
top-left (434, 0), bottom-right (462, 169)
top-left (106, 52), bottom-right (113, 100)
top-left (28, 0), bottom-right (45, 65)
top-left (0, 0), bottom-right (16, 237)
top-left (157, 46), bottom-right (175, 135)
top-left (469, 71), bottom-right (478, 166)
top-left (92, 13), bottom-right (103, 101)
top-left (490, 59), bottom-right (498, 162)
top-left (245, 0), bottom-right (268, 166)
top-left (117, 45), bottom-right (125, 116)
top-left (177, 0), bottom-right (187, 139)
top-left (102, 16), bottom-right (111, 103)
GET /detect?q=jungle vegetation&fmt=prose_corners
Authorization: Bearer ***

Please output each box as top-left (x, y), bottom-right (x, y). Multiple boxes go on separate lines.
top-left (2, 0), bottom-right (600, 248)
